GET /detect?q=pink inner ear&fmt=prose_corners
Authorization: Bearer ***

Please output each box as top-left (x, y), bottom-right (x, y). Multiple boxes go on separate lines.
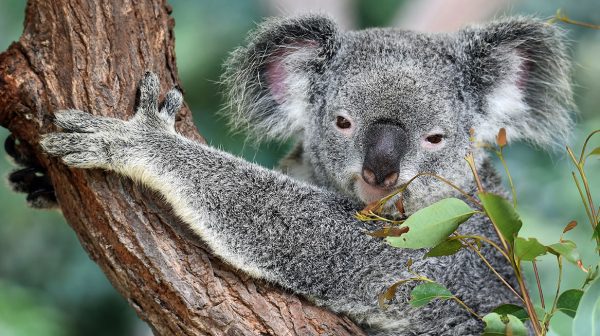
top-left (264, 40), bottom-right (320, 105)
top-left (265, 56), bottom-right (288, 104)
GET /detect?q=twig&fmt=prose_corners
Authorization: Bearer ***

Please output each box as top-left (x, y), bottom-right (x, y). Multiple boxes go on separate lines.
top-left (497, 149), bottom-right (518, 209)
top-left (532, 261), bottom-right (545, 309)
top-left (452, 297), bottom-right (482, 320)
top-left (545, 256), bottom-right (563, 332)
top-left (552, 10), bottom-right (600, 30)
top-left (451, 234), bottom-right (510, 262)
top-left (461, 239), bottom-right (524, 302)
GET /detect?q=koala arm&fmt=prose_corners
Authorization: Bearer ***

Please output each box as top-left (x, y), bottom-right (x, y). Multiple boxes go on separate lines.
top-left (41, 73), bottom-right (510, 335)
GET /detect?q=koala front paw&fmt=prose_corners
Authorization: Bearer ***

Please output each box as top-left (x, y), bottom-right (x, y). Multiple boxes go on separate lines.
top-left (41, 72), bottom-right (183, 171)
top-left (5, 135), bottom-right (58, 209)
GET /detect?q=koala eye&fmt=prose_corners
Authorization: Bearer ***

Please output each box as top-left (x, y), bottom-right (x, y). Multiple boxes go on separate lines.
top-left (336, 116), bottom-right (352, 129)
top-left (425, 134), bottom-right (444, 144)
top-left (422, 133), bottom-right (446, 150)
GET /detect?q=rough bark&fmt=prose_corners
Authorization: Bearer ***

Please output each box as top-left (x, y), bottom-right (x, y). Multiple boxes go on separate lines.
top-left (0, 1), bottom-right (365, 335)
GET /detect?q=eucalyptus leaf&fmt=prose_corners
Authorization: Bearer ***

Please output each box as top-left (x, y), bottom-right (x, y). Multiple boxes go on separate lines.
top-left (478, 193), bottom-right (522, 247)
top-left (409, 282), bottom-right (453, 307)
top-left (387, 198), bottom-right (475, 249)
top-left (378, 279), bottom-right (411, 308)
top-left (583, 265), bottom-right (600, 289)
top-left (368, 226), bottom-right (409, 238)
top-left (548, 240), bottom-right (581, 264)
top-left (573, 276), bottom-right (600, 336)
top-left (557, 289), bottom-right (584, 318)
top-left (514, 237), bottom-right (547, 261)
top-left (425, 239), bottom-right (464, 258)
top-left (493, 304), bottom-right (529, 322)
top-left (588, 146), bottom-right (600, 157)
top-left (483, 313), bottom-right (528, 336)
top-left (563, 220), bottom-right (577, 234)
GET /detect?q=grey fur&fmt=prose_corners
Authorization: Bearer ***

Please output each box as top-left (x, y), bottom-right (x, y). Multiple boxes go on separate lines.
top-left (456, 19), bottom-right (574, 148)
top-left (40, 15), bottom-right (573, 335)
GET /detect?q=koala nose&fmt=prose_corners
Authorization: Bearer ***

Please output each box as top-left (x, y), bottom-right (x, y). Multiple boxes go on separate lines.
top-left (362, 168), bottom-right (398, 188)
top-left (362, 123), bottom-right (407, 188)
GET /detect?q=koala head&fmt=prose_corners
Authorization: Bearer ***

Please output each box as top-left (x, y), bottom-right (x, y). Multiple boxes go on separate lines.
top-left (223, 16), bottom-right (573, 210)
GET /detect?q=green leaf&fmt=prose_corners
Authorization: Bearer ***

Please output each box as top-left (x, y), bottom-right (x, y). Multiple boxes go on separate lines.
top-left (557, 289), bottom-right (584, 318)
top-left (588, 146), bottom-right (600, 158)
top-left (425, 239), bottom-right (464, 257)
top-left (505, 315), bottom-right (528, 336)
top-left (514, 237), bottom-right (547, 261)
top-left (483, 313), bottom-right (528, 336)
top-left (387, 198), bottom-right (475, 249)
top-left (483, 313), bottom-right (506, 335)
top-left (583, 265), bottom-right (600, 289)
top-left (493, 304), bottom-right (529, 322)
top-left (573, 276), bottom-right (600, 336)
top-left (478, 193), bottom-right (522, 247)
top-left (548, 240), bottom-right (581, 264)
top-left (409, 282), bottom-right (453, 307)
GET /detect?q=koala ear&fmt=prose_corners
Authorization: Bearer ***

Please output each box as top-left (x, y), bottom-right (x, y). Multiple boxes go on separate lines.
top-left (222, 15), bottom-right (339, 141)
top-left (456, 17), bottom-right (575, 147)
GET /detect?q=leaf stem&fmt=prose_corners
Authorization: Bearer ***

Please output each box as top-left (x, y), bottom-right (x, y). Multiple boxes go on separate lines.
top-left (386, 275), bottom-right (482, 321)
top-left (545, 256), bottom-right (563, 332)
top-left (578, 170), bottom-right (597, 226)
top-left (567, 144), bottom-right (599, 251)
top-left (514, 265), bottom-right (544, 336)
top-left (578, 129), bottom-right (600, 164)
top-left (571, 172), bottom-right (594, 230)
top-left (465, 152), bottom-right (511, 254)
top-left (497, 149), bottom-right (518, 209)
top-left (460, 239), bottom-right (524, 302)
top-left (356, 211), bottom-right (404, 224)
top-left (452, 235), bottom-right (510, 262)
top-left (465, 154), bottom-right (485, 194)
top-left (532, 260), bottom-right (545, 309)
top-left (371, 172), bottom-right (482, 211)
top-left (452, 296), bottom-right (482, 320)
top-left (552, 10), bottom-right (600, 29)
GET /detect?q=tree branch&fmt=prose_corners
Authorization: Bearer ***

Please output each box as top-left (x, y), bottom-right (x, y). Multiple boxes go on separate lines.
top-left (0, 1), bottom-right (365, 335)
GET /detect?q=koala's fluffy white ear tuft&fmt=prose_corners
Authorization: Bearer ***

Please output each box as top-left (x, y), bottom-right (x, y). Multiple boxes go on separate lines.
top-left (457, 17), bottom-right (575, 148)
top-left (222, 15), bottom-right (339, 141)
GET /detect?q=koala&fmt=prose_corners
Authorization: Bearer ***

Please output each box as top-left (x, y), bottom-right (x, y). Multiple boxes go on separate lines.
top-left (5, 135), bottom-right (58, 208)
top-left (12, 15), bottom-right (574, 335)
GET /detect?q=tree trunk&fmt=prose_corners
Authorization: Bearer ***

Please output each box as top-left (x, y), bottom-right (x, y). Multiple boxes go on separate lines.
top-left (0, 1), bottom-right (365, 335)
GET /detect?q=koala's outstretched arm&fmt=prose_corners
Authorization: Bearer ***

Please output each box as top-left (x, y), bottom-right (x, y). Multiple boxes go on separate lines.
top-left (41, 73), bottom-right (508, 335)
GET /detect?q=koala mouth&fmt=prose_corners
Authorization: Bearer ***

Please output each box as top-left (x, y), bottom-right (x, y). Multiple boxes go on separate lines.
top-left (353, 176), bottom-right (398, 204)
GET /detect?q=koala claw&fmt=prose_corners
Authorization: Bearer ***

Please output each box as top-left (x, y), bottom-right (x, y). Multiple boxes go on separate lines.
top-left (136, 71), bottom-right (161, 113)
top-left (159, 88), bottom-right (183, 123)
top-left (5, 134), bottom-right (34, 166)
top-left (8, 167), bottom-right (57, 209)
top-left (26, 189), bottom-right (58, 209)
top-left (135, 72), bottom-right (183, 127)
top-left (5, 135), bottom-right (58, 209)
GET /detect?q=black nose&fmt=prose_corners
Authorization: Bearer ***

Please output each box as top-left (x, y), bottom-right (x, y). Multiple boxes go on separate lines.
top-left (362, 123), bottom-right (407, 188)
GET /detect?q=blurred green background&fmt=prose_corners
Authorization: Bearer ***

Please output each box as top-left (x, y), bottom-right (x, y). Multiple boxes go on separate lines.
top-left (0, 1), bottom-right (598, 335)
